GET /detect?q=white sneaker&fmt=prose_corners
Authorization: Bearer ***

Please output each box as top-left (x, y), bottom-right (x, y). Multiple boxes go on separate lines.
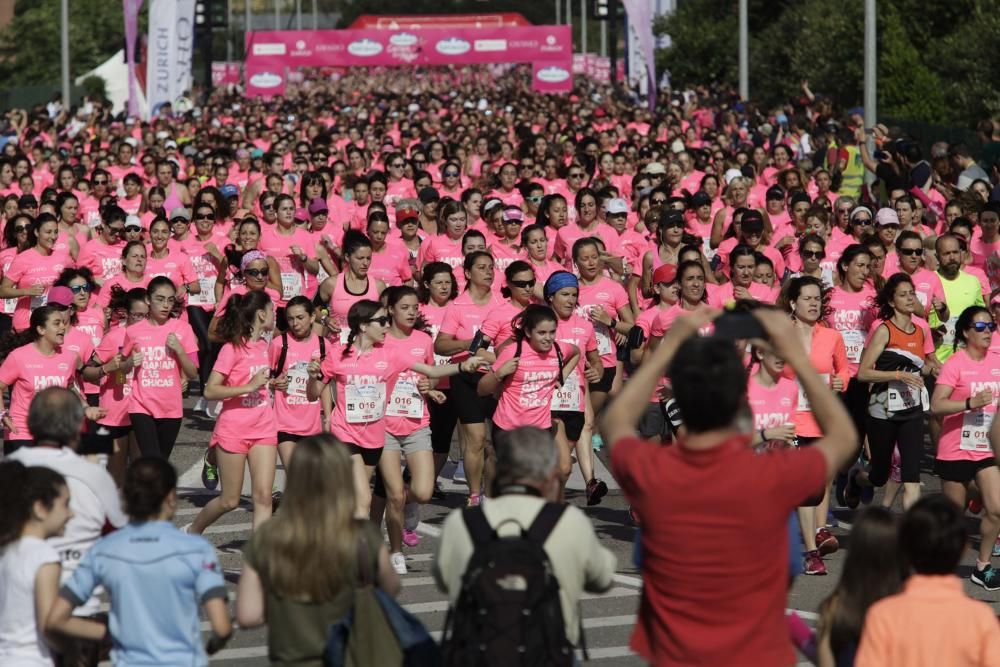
top-left (206, 400), bottom-right (222, 418)
top-left (180, 522), bottom-right (192, 534)
top-left (193, 397), bottom-right (206, 413)
top-left (390, 552), bottom-right (407, 575)
top-left (403, 502), bottom-right (420, 531)
top-left (452, 461), bottom-right (467, 484)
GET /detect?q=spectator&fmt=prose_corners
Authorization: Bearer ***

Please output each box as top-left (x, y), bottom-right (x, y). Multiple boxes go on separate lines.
top-left (46, 458), bottom-right (232, 665)
top-left (433, 426), bottom-right (616, 651)
top-left (8, 387), bottom-right (127, 666)
top-left (602, 307), bottom-right (857, 667)
top-left (235, 433), bottom-right (401, 665)
top-left (855, 495), bottom-right (1000, 666)
top-left (816, 507), bottom-right (902, 667)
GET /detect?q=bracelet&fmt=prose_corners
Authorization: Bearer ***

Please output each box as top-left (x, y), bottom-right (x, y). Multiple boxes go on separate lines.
top-left (966, 397), bottom-right (971, 411)
top-left (759, 428), bottom-right (767, 442)
top-left (608, 318), bottom-right (618, 330)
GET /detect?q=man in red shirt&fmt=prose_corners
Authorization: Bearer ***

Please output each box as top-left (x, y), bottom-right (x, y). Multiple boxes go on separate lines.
top-left (602, 308), bottom-right (856, 667)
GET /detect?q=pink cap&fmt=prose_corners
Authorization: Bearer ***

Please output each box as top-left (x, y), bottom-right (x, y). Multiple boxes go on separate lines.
top-left (47, 286), bottom-right (75, 307)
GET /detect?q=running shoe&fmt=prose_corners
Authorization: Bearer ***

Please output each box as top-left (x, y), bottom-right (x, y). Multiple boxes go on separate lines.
top-left (586, 478), bottom-right (608, 506)
top-left (271, 490), bottom-right (283, 512)
top-left (971, 563), bottom-right (1000, 591)
top-left (466, 493), bottom-right (483, 507)
top-left (403, 502), bottom-right (419, 531)
top-left (206, 400), bottom-right (223, 419)
top-left (402, 529), bottom-right (421, 547)
top-left (627, 505), bottom-right (640, 526)
top-left (816, 528), bottom-right (840, 556)
top-left (592, 434), bottom-right (604, 451)
top-left (452, 461), bottom-right (467, 484)
top-left (201, 450), bottom-right (219, 490)
top-left (193, 396), bottom-right (206, 413)
top-left (431, 481), bottom-right (446, 500)
top-left (968, 498), bottom-right (984, 515)
top-left (390, 552), bottom-right (407, 575)
top-left (803, 550), bottom-right (827, 576)
top-left (993, 538), bottom-right (1000, 558)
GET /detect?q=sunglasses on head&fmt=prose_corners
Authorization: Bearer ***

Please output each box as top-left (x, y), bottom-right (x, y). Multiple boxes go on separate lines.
top-left (509, 278), bottom-right (536, 289)
top-left (243, 268), bottom-right (268, 279)
top-left (899, 247), bottom-right (923, 257)
top-left (366, 315), bottom-right (391, 326)
top-left (69, 284), bottom-right (92, 294)
top-left (801, 250), bottom-right (825, 260)
top-left (971, 321), bottom-right (997, 332)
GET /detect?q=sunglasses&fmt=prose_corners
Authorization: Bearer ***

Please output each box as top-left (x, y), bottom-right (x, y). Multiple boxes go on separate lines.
top-left (443, 171), bottom-right (460, 177)
top-left (651, 198), bottom-right (667, 205)
top-left (69, 284), bottom-right (92, 294)
top-left (243, 268), bottom-right (268, 279)
top-left (509, 279), bottom-right (536, 289)
top-left (14, 224), bottom-right (30, 232)
top-left (851, 218), bottom-right (872, 225)
top-left (390, 162), bottom-right (405, 168)
top-left (366, 315), bottom-right (391, 326)
top-left (93, 179), bottom-right (108, 185)
top-left (194, 214), bottom-right (214, 220)
top-left (971, 321), bottom-right (997, 332)
top-left (801, 250), bottom-right (825, 260)
top-left (520, 164), bottom-right (535, 170)
top-left (526, 196), bottom-right (543, 204)
top-left (107, 226), bottom-right (125, 236)
top-left (568, 173), bottom-right (585, 179)
top-left (899, 247), bottom-right (924, 257)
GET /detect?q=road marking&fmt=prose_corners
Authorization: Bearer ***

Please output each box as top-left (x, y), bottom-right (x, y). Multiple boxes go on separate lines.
top-left (210, 643), bottom-right (636, 662)
top-left (416, 521), bottom-right (442, 538)
top-left (613, 573), bottom-right (643, 587)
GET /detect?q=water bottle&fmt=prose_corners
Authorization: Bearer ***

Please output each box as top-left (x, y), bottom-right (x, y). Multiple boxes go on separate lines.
top-left (114, 346), bottom-right (126, 385)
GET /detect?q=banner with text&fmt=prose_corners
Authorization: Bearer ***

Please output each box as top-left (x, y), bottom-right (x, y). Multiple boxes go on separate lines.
top-left (245, 25), bottom-right (572, 96)
top-left (146, 0), bottom-right (196, 117)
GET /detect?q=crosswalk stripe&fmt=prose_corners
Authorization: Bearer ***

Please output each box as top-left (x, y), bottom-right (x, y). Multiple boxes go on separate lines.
top-left (209, 644), bottom-right (639, 662)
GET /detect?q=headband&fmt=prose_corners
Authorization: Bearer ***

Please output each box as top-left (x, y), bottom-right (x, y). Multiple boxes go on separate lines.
top-left (849, 205), bottom-right (874, 222)
top-left (240, 250), bottom-right (268, 273)
top-left (544, 271), bottom-right (579, 298)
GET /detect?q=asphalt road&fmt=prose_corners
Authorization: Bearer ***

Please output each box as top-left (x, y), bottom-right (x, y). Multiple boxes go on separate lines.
top-left (158, 398), bottom-right (1000, 666)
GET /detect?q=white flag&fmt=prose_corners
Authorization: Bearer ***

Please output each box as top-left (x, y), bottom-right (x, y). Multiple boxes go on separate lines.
top-left (146, 0), bottom-right (196, 118)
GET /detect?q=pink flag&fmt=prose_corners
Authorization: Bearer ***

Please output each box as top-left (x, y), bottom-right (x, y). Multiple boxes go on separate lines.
top-left (122, 0), bottom-right (144, 118)
top-left (620, 0), bottom-right (657, 111)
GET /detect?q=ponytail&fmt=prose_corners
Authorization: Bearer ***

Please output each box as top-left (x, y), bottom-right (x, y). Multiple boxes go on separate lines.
top-left (0, 461), bottom-right (66, 548)
top-left (216, 290), bottom-right (272, 345)
top-left (341, 299), bottom-right (381, 357)
top-left (0, 305), bottom-right (61, 364)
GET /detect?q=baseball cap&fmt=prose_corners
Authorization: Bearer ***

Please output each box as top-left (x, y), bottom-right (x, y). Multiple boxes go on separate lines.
top-left (308, 197), bottom-right (328, 215)
top-left (603, 198), bottom-right (629, 215)
top-left (396, 206), bottom-right (419, 224)
top-left (875, 208), bottom-right (900, 227)
top-left (124, 215), bottom-right (142, 230)
top-left (294, 207), bottom-right (309, 222)
top-left (690, 191), bottom-right (712, 208)
top-left (766, 185), bottom-right (785, 201)
top-left (643, 161), bottom-right (667, 175)
top-left (789, 191), bottom-right (812, 208)
top-left (250, 148), bottom-right (264, 159)
top-left (741, 210), bottom-right (766, 233)
top-left (220, 184), bottom-right (239, 199)
top-left (502, 208), bottom-right (525, 224)
top-left (169, 207), bottom-right (192, 222)
top-left (47, 286), bottom-right (75, 307)
top-left (652, 264), bottom-right (678, 285)
top-left (724, 168), bottom-right (743, 185)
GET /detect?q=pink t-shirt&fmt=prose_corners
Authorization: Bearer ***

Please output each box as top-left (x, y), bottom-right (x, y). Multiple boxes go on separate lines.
top-left (122, 318), bottom-right (200, 418)
top-left (0, 247), bottom-right (19, 315)
top-left (635, 306), bottom-right (671, 403)
top-left (259, 226), bottom-right (315, 306)
top-left (382, 330), bottom-right (434, 436)
top-left (181, 233), bottom-right (227, 310)
top-left (93, 326), bottom-right (131, 428)
top-left (827, 285), bottom-right (877, 375)
top-left (421, 301), bottom-right (454, 390)
top-left (936, 349), bottom-right (1000, 461)
top-left (488, 241), bottom-right (522, 274)
top-left (319, 344), bottom-right (411, 449)
top-left (576, 277), bottom-right (629, 368)
top-left (145, 251), bottom-right (197, 291)
top-left (747, 374), bottom-right (799, 433)
top-left (529, 258), bottom-right (566, 288)
top-left (268, 332), bottom-right (325, 436)
top-left (479, 300), bottom-right (525, 348)
top-left (368, 243), bottom-right (412, 287)
top-left (709, 280), bottom-right (779, 306)
top-left (554, 223), bottom-right (618, 266)
top-left (417, 234), bottom-right (465, 286)
top-left (491, 341), bottom-right (575, 431)
top-left (211, 339), bottom-right (277, 445)
top-left (5, 247), bottom-right (70, 331)
top-left (439, 291), bottom-right (505, 361)
top-left (97, 273), bottom-right (151, 309)
top-left (904, 268), bottom-right (946, 312)
top-left (550, 313), bottom-right (598, 413)
top-left (0, 344), bottom-right (79, 438)
top-left (77, 238), bottom-right (125, 285)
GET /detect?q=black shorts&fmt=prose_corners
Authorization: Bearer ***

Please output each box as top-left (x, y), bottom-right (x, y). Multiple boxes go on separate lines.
top-left (100, 425), bottom-right (132, 439)
top-left (3, 439), bottom-right (32, 455)
top-left (794, 437), bottom-right (826, 506)
top-left (935, 457), bottom-right (996, 484)
top-left (552, 410), bottom-right (584, 442)
top-left (277, 431), bottom-right (307, 443)
top-left (588, 365), bottom-right (616, 393)
top-left (637, 402), bottom-right (667, 440)
top-left (450, 370), bottom-right (497, 425)
top-left (344, 442), bottom-right (383, 466)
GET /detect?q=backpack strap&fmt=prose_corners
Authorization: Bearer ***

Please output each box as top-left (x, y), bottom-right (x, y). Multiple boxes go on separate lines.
top-left (525, 503), bottom-right (567, 546)
top-left (462, 505), bottom-right (495, 546)
top-left (272, 331), bottom-right (289, 378)
top-left (318, 334), bottom-right (326, 361)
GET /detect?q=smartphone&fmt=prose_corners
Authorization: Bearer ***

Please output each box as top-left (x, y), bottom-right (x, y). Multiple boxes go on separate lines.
top-left (873, 150), bottom-right (889, 161)
top-left (713, 311), bottom-right (767, 340)
top-left (469, 330), bottom-right (486, 354)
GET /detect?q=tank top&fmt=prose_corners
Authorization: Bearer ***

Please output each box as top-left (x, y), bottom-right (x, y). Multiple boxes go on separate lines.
top-left (330, 273), bottom-right (379, 344)
top-left (869, 319), bottom-right (925, 420)
top-left (163, 182), bottom-right (184, 212)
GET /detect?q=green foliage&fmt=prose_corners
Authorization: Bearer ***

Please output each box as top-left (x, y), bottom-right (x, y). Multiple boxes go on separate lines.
top-left (79, 75), bottom-right (108, 102)
top-left (0, 0), bottom-right (130, 87)
top-left (654, 0), bottom-right (997, 126)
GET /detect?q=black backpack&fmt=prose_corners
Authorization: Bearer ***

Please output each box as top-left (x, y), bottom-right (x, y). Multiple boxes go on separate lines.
top-left (271, 331), bottom-right (325, 378)
top-left (440, 503), bottom-right (583, 667)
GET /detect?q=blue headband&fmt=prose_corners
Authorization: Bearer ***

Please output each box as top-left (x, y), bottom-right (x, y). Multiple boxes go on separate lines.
top-left (545, 271), bottom-right (579, 298)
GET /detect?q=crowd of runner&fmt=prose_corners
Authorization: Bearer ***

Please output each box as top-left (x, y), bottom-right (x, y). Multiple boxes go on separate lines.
top-left (0, 64), bottom-right (999, 665)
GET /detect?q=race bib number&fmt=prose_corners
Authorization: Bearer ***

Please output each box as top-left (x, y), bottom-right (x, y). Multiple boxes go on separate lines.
top-left (285, 361), bottom-right (310, 399)
top-left (887, 380), bottom-right (928, 413)
top-left (550, 370), bottom-right (581, 412)
top-left (434, 353), bottom-right (451, 366)
top-left (840, 329), bottom-right (864, 363)
top-left (2, 297), bottom-right (16, 315)
top-left (941, 316), bottom-right (959, 348)
top-left (30, 292), bottom-right (48, 310)
top-left (345, 383), bottom-right (385, 423)
top-left (796, 374), bottom-right (829, 411)
top-left (281, 272), bottom-right (304, 301)
top-left (594, 324), bottom-right (613, 356)
top-left (960, 407), bottom-right (995, 452)
top-left (187, 277), bottom-right (217, 306)
top-left (386, 379), bottom-right (423, 418)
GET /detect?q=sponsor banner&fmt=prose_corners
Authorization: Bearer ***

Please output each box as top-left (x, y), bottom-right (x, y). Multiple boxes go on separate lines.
top-left (532, 61), bottom-right (573, 93)
top-left (245, 62), bottom-right (285, 98)
top-left (211, 62), bottom-right (241, 86)
top-left (122, 0), bottom-right (144, 118)
top-left (245, 25), bottom-right (571, 68)
top-left (621, 0), bottom-right (658, 109)
top-left (146, 0), bottom-right (196, 117)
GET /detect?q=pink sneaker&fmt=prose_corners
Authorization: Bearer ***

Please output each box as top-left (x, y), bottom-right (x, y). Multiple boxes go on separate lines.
top-left (402, 529), bottom-right (421, 547)
top-left (466, 493), bottom-right (483, 507)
